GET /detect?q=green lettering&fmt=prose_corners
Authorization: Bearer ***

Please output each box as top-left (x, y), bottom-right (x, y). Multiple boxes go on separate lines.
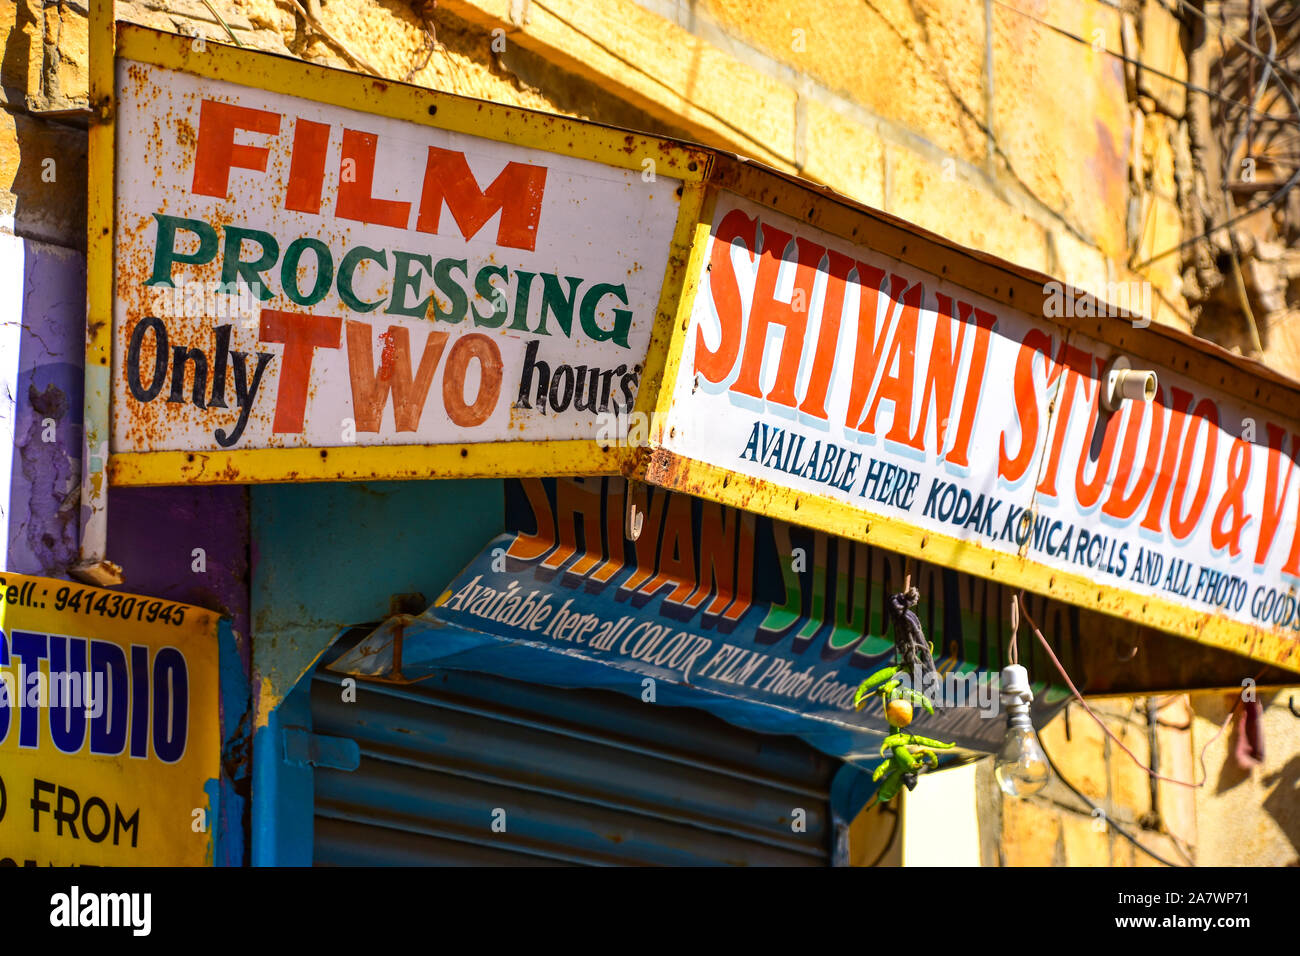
top-left (221, 225), bottom-right (279, 301)
top-left (386, 251), bottom-right (434, 318)
top-left (535, 274), bottom-right (583, 338)
top-left (473, 265), bottom-right (510, 328)
top-left (509, 270), bottom-right (536, 332)
top-left (432, 257), bottom-right (469, 323)
top-left (147, 214), bottom-right (218, 288)
top-left (580, 282), bottom-right (633, 348)
top-left (338, 246), bottom-right (388, 313)
top-left (280, 237), bottom-right (333, 307)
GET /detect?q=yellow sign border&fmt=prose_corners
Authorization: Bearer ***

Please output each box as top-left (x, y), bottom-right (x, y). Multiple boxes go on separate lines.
top-left (91, 23), bottom-right (712, 489)
top-left (637, 178), bottom-right (1300, 676)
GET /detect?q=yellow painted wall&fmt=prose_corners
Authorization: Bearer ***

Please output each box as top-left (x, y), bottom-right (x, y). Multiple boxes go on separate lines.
top-left (1190, 688), bottom-right (1300, 867)
top-left (976, 698), bottom-right (1197, 868)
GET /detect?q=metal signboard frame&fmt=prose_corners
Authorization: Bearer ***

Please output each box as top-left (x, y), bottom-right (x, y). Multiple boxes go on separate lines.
top-left (78, 5), bottom-right (709, 581)
top-left (635, 158), bottom-right (1300, 676)
top-left (80, 6), bottom-right (1300, 676)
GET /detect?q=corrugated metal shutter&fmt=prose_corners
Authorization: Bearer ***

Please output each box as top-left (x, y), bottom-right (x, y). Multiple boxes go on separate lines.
top-left (309, 664), bottom-right (837, 866)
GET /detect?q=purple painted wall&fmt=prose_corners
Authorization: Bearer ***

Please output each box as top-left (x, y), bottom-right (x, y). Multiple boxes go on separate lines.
top-left (1, 232), bottom-right (250, 661)
top-left (2, 234), bottom-right (84, 576)
top-left (2, 230), bottom-right (252, 861)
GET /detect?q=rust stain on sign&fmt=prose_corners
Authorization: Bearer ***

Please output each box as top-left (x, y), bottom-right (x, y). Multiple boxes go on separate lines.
top-left (105, 29), bottom-right (708, 485)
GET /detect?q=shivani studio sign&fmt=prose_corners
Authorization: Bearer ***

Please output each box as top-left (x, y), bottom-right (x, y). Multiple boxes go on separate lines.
top-left (650, 192), bottom-right (1300, 657)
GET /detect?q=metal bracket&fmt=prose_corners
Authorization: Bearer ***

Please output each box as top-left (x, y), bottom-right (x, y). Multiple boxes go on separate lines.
top-left (282, 728), bottom-right (360, 771)
top-left (626, 480), bottom-right (646, 541)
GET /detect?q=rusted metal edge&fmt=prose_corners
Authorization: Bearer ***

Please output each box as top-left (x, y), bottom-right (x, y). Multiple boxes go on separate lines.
top-left (705, 154), bottom-right (1300, 416)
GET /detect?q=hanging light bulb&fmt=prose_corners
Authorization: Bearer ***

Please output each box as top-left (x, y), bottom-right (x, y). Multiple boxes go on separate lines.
top-left (995, 664), bottom-right (1050, 797)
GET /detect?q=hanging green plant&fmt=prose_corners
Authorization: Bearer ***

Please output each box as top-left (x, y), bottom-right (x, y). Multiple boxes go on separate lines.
top-left (853, 586), bottom-right (955, 805)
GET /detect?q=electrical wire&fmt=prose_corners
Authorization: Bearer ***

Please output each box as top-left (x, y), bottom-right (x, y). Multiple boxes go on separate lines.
top-left (1131, 0), bottom-right (1300, 268)
top-left (1175, 0), bottom-right (1300, 93)
top-left (1130, 163), bottom-right (1300, 267)
top-left (991, 0), bottom-right (1300, 271)
top-left (199, 0), bottom-right (244, 47)
top-left (1015, 593), bottom-right (1244, 791)
top-left (1007, 595), bottom-right (1020, 665)
top-left (1036, 733), bottom-right (1186, 867)
top-left (989, 0), bottom-right (1300, 128)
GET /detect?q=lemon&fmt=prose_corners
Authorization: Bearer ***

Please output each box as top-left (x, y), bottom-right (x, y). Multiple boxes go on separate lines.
top-left (886, 698), bottom-right (913, 728)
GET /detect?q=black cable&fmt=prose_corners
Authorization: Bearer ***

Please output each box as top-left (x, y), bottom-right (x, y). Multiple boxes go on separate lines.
top-left (1036, 734), bottom-right (1188, 868)
top-left (864, 803), bottom-right (901, 868)
top-left (1175, 0), bottom-right (1300, 93)
top-left (990, 0), bottom-right (1300, 127)
top-left (1133, 2), bottom-right (1300, 268)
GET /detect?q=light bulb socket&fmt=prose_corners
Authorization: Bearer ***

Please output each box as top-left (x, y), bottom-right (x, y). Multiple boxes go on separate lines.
top-left (1005, 709), bottom-right (1034, 731)
top-left (1101, 355), bottom-right (1158, 412)
top-left (999, 663), bottom-right (1034, 716)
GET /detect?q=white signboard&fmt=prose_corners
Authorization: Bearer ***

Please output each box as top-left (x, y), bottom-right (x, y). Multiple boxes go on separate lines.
top-left (111, 61), bottom-right (682, 454)
top-left (661, 193), bottom-right (1300, 644)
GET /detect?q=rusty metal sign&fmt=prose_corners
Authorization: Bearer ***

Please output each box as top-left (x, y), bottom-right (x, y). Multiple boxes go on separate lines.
top-left (644, 187), bottom-right (1300, 673)
top-left (0, 572), bottom-right (221, 865)
top-left (96, 26), bottom-right (707, 491)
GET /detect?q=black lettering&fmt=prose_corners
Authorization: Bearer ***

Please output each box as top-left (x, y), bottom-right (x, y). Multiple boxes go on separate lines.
top-left (168, 346), bottom-right (208, 407)
top-left (126, 316), bottom-right (169, 402)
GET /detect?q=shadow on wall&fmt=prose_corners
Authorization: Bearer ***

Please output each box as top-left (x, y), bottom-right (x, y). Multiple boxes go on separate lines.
top-left (1261, 752), bottom-right (1300, 865)
top-left (0, 0), bottom-right (37, 105)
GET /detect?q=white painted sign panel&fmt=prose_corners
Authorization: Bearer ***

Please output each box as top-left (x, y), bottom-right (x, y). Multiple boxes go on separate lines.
top-left (661, 193), bottom-right (1300, 642)
top-left (112, 61), bottom-right (682, 453)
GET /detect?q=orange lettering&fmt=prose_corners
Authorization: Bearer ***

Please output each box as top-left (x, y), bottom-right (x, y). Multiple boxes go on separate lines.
top-left (344, 321), bottom-right (447, 432)
top-left (416, 146), bottom-right (547, 251)
top-left (259, 309), bottom-right (341, 434)
top-left (192, 99), bottom-right (280, 198)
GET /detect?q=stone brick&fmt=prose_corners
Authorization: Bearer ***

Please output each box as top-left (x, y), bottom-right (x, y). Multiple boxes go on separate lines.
top-left (1142, 111), bottom-right (1178, 199)
top-left (1190, 688), bottom-right (1300, 867)
top-left (140, 0), bottom-right (254, 32)
top-left (115, 1), bottom-right (179, 33)
top-left (1132, 193), bottom-right (1183, 304)
top-left (1110, 834), bottom-right (1135, 866)
top-left (701, 0), bottom-right (988, 165)
top-left (1060, 809), bottom-right (1109, 866)
top-left (43, 0), bottom-right (90, 106)
top-left (1048, 228), bottom-right (1111, 299)
top-left (1262, 307), bottom-right (1300, 380)
top-left (0, 109), bottom-right (88, 247)
top-left (1108, 707), bottom-right (1153, 820)
top-left (991, 0), bottom-right (1130, 259)
top-left (1000, 796), bottom-right (1061, 867)
top-left (1154, 695), bottom-right (1197, 851)
top-left (1134, 832), bottom-right (1178, 868)
top-left (231, 27), bottom-right (292, 55)
top-left (2, 1), bottom-right (44, 100)
top-left (1038, 702), bottom-right (1109, 803)
top-left (1138, 3), bottom-right (1186, 117)
top-left (801, 97), bottom-right (885, 209)
top-left (234, 0), bottom-right (293, 34)
top-left (886, 144), bottom-right (1050, 275)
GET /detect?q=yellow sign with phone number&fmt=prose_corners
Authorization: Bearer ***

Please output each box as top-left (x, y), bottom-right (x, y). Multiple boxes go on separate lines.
top-left (0, 572), bottom-right (220, 866)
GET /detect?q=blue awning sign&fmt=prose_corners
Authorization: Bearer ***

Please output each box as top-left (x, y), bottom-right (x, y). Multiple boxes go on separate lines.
top-left (331, 478), bottom-right (1071, 764)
